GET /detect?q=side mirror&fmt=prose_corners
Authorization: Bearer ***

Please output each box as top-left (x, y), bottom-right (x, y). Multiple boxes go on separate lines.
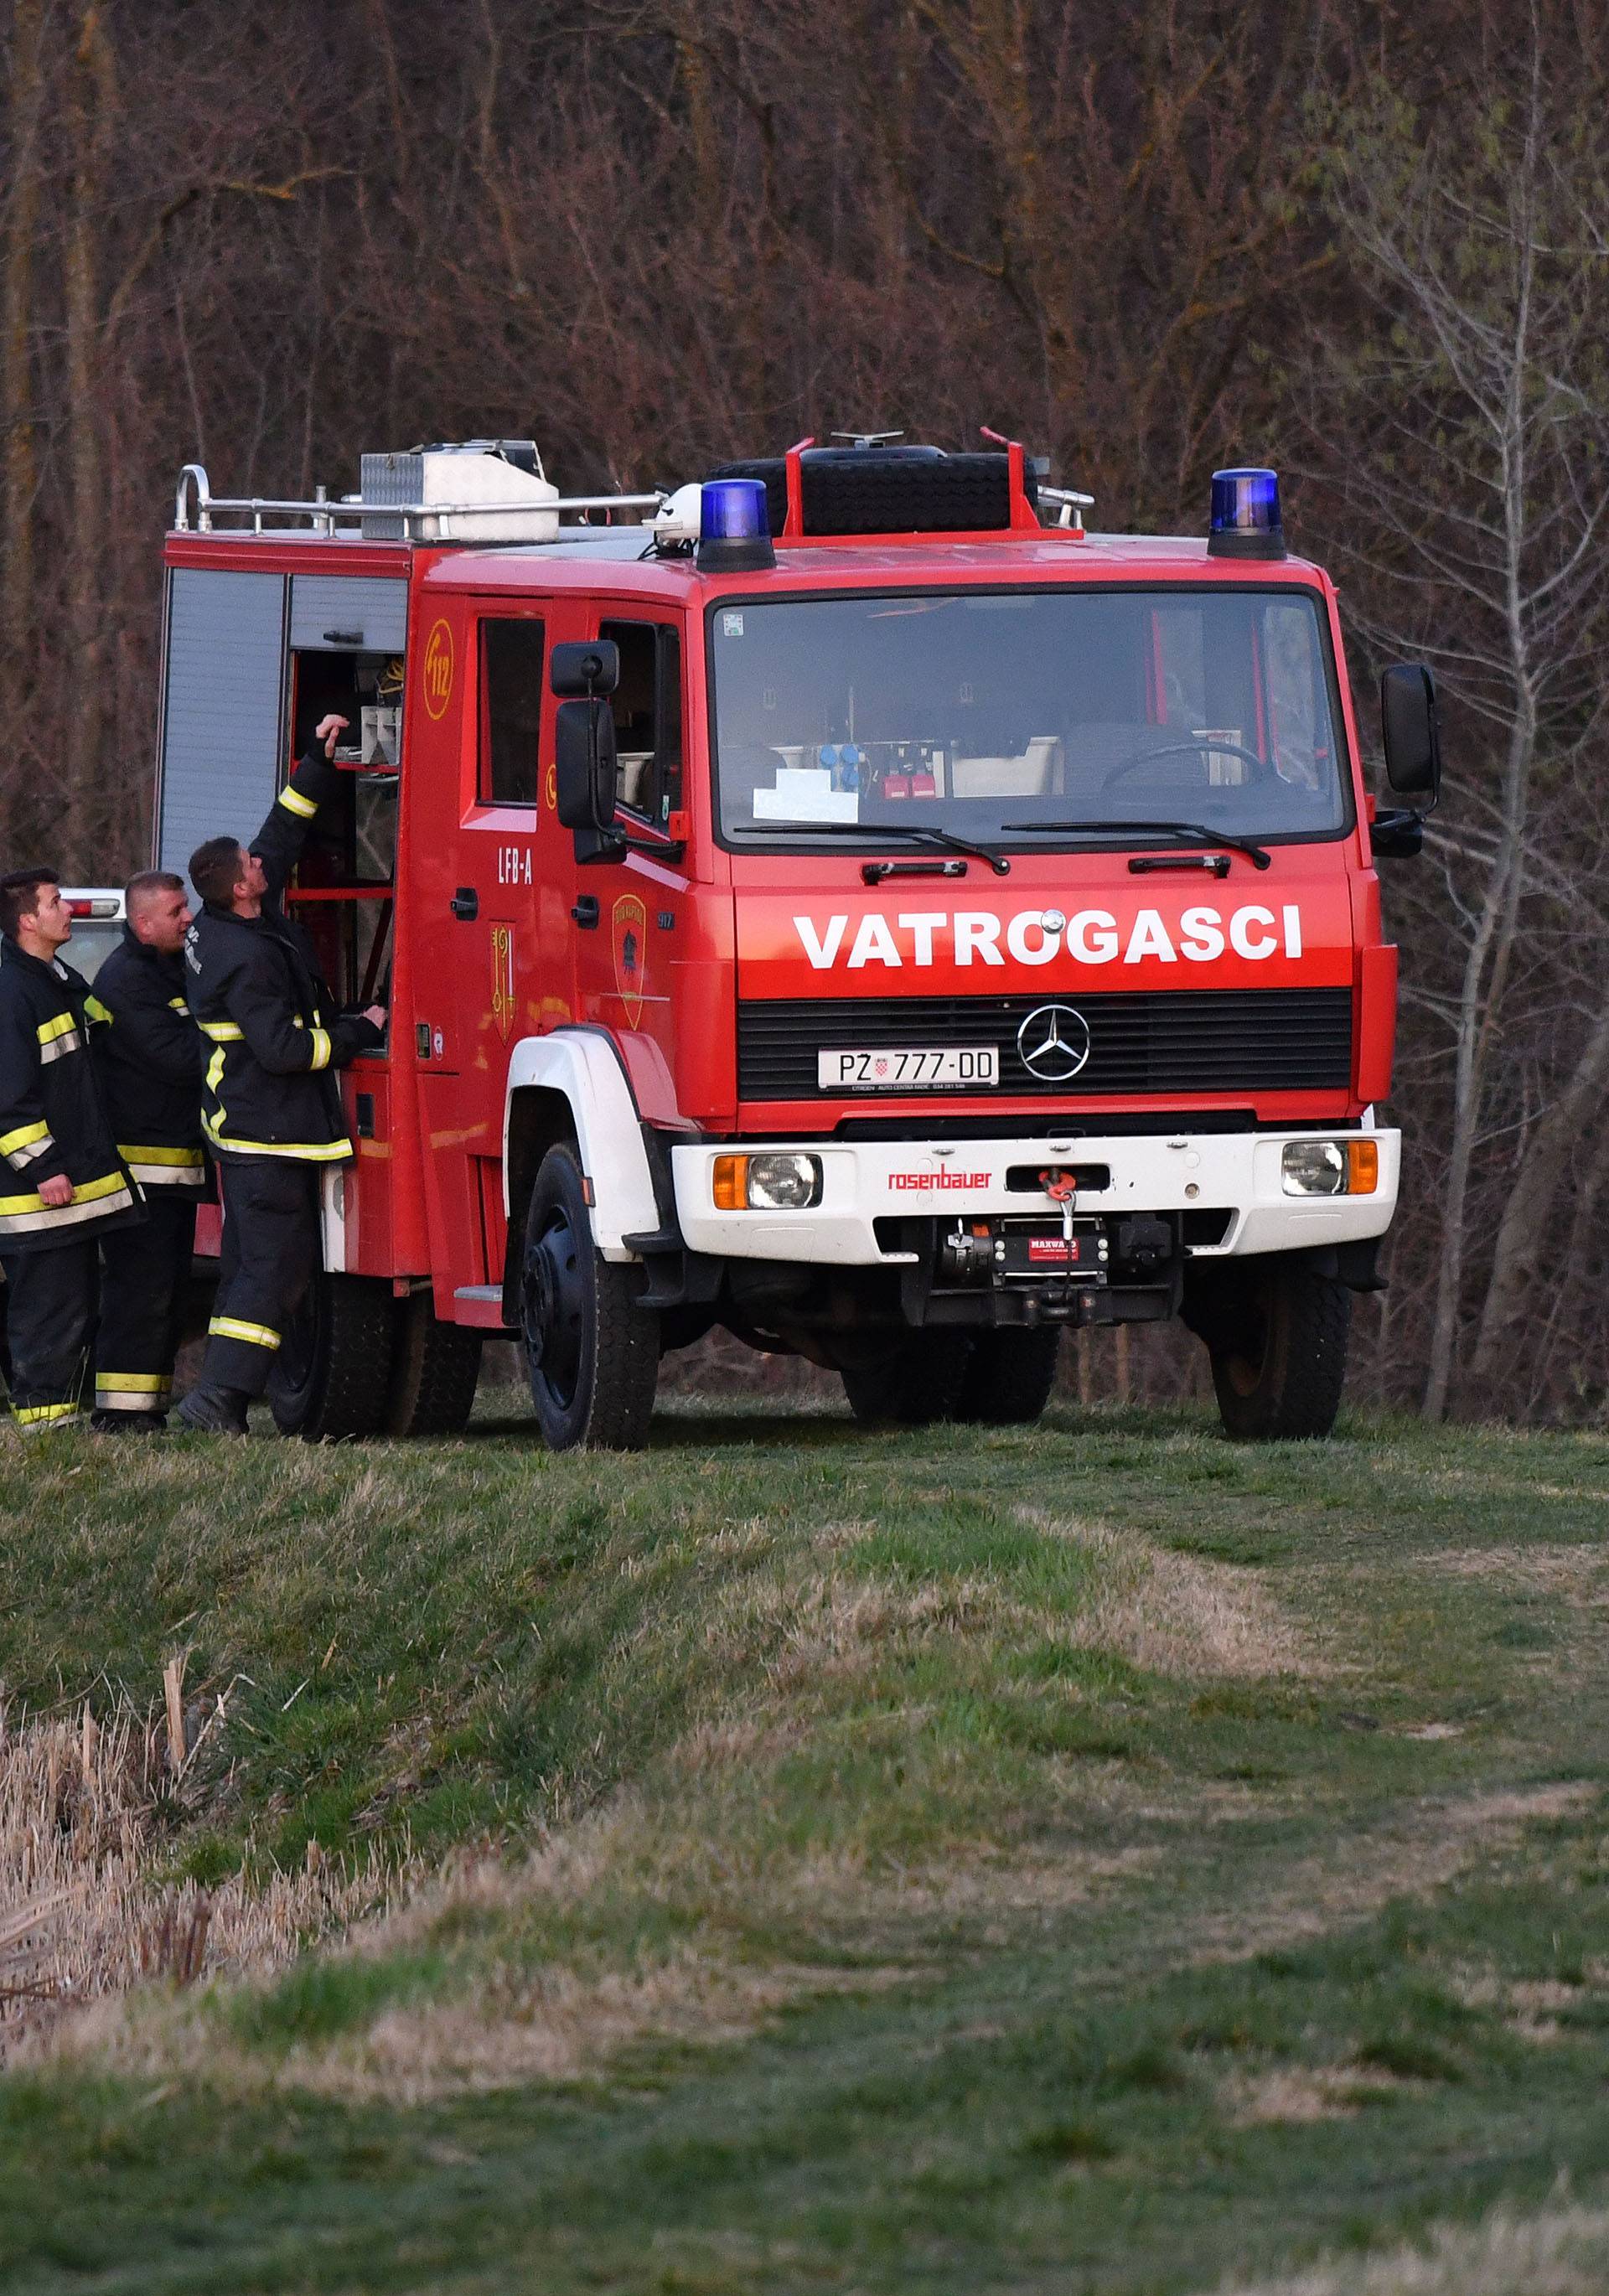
top-left (555, 699), bottom-right (619, 835)
top-left (1380, 664), bottom-right (1441, 799)
top-left (550, 639), bottom-right (620, 700)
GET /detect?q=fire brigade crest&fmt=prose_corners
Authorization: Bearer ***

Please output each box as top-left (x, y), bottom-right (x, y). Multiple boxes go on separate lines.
top-left (611, 894), bottom-right (647, 1027)
top-left (490, 923), bottom-right (516, 1042)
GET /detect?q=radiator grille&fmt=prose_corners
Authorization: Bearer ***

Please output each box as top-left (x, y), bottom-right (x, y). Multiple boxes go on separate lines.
top-left (737, 987), bottom-right (1353, 1099)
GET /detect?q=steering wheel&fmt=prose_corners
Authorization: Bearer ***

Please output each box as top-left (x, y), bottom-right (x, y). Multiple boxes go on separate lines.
top-left (1102, 736), bottom-right (1270, 790)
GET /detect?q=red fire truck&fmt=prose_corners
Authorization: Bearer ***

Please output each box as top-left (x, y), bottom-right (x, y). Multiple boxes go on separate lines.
top-left (153, 437), bottom-right (1439, 1447)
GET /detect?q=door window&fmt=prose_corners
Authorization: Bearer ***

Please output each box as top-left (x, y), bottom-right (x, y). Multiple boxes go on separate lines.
top-left (600, 620), bottom-right (682, 828)
top-left (479, 618), bottom-right (546, 805)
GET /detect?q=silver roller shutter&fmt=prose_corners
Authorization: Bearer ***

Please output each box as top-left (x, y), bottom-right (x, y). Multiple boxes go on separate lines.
top-left (288, 576), bottom-right (407, 654)
top-left (157, 569), bottom-right (287, 877)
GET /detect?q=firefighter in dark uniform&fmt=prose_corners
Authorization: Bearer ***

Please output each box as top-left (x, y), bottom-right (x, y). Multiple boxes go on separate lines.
top-left (88, 871), bottom-right (209, 1430)
top-left (177, 716), bottom-right (385, 1434)
top-left (0, 869), bottom-right (141, 1432)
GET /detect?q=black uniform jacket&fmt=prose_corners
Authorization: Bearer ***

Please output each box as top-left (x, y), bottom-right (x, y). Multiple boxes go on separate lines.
top-left (0, 937), bottom-right (141, 1252)
top-left (184, 749), bottom-right (382, 1161)
top-left (90, 928), bottom-right (210, 1195)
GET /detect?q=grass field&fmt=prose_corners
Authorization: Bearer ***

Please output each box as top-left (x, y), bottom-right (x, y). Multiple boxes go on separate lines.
top-left (0, 1394), bottom-right (1606, 2293)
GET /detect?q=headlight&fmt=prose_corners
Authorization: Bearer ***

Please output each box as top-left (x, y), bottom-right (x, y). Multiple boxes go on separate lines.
top-left (1281, 1140), bottom-right (1379, 1197)
top-left (712, 1153), bottom-right (823, 1212)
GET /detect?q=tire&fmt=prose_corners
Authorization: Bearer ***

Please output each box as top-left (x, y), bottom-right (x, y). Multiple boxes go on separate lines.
top-left (385, 1294), bottom-right (483, 1437)
top-left (269, 1272), bottom-right (396, 1441)
top-left (1207, 1259), bottom-right (1351, 1440)
top-left (954, 1326), bottom-right (1061, 1425)
top-left (520, 1144), bottom-right (659, 1450)
top-left (840, 1331), bottom-right (973, 1426)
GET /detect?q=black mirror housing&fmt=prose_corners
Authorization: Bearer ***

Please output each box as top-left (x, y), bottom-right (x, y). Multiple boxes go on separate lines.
top-left (550, 639), bottom-right (620, 700)
top-left (1381, 664), bottom-right (1441, 799)
top-left (555, 698), bottom-right (619, 836)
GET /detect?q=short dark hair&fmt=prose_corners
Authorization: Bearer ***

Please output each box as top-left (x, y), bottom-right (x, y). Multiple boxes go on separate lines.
top-left (0, 867), bottom-right (59, 941)
top-left (126, 868), bottom-right (184, 915)
top-left (189, 838), bottom-right (247, 908)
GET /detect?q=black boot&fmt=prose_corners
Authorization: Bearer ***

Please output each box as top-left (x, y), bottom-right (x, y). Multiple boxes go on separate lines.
top-left (91, 1409), bottom-right (167, 1436)
top-left (175, 1385), bottom-right (251, 1436)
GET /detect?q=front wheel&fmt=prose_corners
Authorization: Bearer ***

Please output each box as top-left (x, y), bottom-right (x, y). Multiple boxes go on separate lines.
top-left (1203, 1259), bottom-right (1351, 1440)
top-left (269, 1273), bottom-right (396, 1440)
top-left (520, 1144), bottom-right (660, 1450)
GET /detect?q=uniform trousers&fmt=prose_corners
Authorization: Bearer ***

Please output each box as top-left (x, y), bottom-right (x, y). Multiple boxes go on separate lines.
top-left (0, 1240), bottom-right (98, 1429)
top-left (95, 1196), bottom-right (199, 1419)
top-left (200, 1157), bottom-right (322, 1398)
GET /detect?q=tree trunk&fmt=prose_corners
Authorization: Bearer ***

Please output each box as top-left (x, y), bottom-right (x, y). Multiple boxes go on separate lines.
top-left (62, 3), bottom-right (116, 857)
top-left (1, 0), bottom-right (45, 737)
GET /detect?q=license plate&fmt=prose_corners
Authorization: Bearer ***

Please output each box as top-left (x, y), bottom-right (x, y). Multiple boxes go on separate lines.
top-left (819, 1045), bottom-right (999, 1091)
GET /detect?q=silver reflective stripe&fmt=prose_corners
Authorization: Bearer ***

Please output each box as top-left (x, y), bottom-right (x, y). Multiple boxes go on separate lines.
top-left (38, 1028), bottom-right (84, 1065)
top-left (123, 1161), bottom-right (207, 1189)
top-left (0, 1182), bottom-right (136, 1237)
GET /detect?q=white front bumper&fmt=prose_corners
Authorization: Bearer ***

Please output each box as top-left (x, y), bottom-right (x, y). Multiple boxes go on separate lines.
top-left (670, 1125), bottom-right (1399, 1265)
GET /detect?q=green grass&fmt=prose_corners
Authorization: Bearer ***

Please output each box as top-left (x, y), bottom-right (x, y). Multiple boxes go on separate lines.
top-left (2, 1397), bottom-right (1607, 2292)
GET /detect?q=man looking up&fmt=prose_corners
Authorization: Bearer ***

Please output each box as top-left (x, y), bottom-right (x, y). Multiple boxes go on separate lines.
top-left (178, 716), bottom-right (385, 1434)
top-left (0, 869), bottom-right (139, 1432)
top-left (88, 871), bottom-right (208, 1431)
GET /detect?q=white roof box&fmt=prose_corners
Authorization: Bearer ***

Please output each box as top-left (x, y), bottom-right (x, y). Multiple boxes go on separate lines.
top-left (360, 441), bottom-right (560, 542)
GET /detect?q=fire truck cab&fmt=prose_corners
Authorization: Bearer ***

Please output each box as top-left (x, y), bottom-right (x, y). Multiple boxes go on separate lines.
top-left (154, 439), bottom-right (1440, 1446)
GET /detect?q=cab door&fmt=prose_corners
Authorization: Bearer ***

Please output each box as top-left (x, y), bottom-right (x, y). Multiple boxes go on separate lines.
top-left (405, 589), bottom-right (582, 1306)
top-left (570, 614), bottom-right (689, 1108)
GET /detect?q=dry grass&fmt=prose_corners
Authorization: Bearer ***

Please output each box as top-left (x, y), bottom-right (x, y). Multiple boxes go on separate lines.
top-left (0, 1698), bottom-right (407, 2063)
top-left (1220, 2063), bottom-right (1411, 2125)
top-left (1211, 2199), bottom-right (1609, 2294)
top-left (1019, 1507), bottom-right (1323, 1679)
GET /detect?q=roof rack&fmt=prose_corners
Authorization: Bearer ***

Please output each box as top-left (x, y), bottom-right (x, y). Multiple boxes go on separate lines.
top-left (173, 463), bottom-right (667, 540)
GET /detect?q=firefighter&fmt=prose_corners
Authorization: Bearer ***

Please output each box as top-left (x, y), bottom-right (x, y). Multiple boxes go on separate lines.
top-left (176, 716), bottom-right (385, 1434)
top-left (88, 871), bottom-right (209, 1431)
top-left (0, 869), bottom-right (140, 1433)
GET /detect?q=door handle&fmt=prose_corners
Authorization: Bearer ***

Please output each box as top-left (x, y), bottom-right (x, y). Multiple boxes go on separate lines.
top-left (572, 895), bottom-right (600, 928)
top-left (451, 887), bottom-right (479, 921)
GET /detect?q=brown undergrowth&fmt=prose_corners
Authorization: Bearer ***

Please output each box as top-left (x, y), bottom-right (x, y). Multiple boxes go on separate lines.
top-left (0, 1699), bottom-right (406, 2061)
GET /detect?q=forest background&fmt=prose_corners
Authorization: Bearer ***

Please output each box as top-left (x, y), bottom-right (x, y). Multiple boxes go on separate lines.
top-left (3, 0), bottom-right (1607, 1425)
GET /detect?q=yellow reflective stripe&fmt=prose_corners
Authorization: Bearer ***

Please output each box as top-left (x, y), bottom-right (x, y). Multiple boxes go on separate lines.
top-left (199, 1020), bottom-right (243, 1042)
top-left (209, 1316), bottom-right (281, 1351)
top-left (37, 1011), bottom-right (77, 1047)
top-left (0, 1120), bottom-right (50, 1157)
top-left (277, 784), bottom-right (318, 819)
top-left (96, 1373), bottom-right (171, 1397)
top-left (168, 996), bottom-right (190, 1013)
top-left (205, 1047), bottom-right (226, 1099)
top-left (16, 1402), bottom-right (81, 1427)
top-left (0, 1170), bottom-right (131, 1216)
top-left (308, 1027), bottom-right (332, 1072)
top-left (116, 1144), bottom-right (204, 1167)
top-left (202, 1119), bottom-right (350, 1162)
top-left (85, 995), bottom-right (112, 1026)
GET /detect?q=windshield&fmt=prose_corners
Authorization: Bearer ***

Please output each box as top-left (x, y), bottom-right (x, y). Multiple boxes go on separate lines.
top-left (711, 587), bottom-right (1348, 846)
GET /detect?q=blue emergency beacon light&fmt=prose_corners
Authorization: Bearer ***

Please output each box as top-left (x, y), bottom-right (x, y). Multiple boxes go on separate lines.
top-left (1207, 467), bottom-right (1286, 560)
top-left (696, 478), bottom-right (776, 573)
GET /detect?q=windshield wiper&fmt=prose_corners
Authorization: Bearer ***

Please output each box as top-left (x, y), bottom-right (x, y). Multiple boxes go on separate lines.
top-left (728, 820), bottom-right (1011, 876)
top-left (1000, 817), bottom-right (1271, 870)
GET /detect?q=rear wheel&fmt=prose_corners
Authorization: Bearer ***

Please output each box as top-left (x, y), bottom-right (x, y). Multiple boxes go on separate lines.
top-left (953, 1326), bottom-right (1062, 1425)
top-left (269, 1273), bottom-right (396, 1441)
top-left (1205, 1259), bottom-right (1351, 1440)
top-left (520, 1144), bottom-right (659, 1450)
top-left (840, 1331), bottom-right (973, 1426)
top-left (385, 1294), bottom-right (483, 1436)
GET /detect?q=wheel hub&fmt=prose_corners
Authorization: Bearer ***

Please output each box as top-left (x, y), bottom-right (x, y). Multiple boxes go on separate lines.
top-left (522, 1209), bottom-right (584, 1405)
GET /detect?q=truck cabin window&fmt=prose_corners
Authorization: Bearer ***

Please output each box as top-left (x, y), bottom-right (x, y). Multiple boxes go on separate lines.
top-left (602, 620), bottom-right (682, 829)
top-left (710, 588), bottom-right (1348, 845)
top-left (480, 618), bottom-right (546, 805)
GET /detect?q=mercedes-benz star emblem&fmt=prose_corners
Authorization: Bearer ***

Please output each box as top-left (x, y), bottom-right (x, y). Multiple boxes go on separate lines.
top-left (1017, 1003), bottom-right (1092, 1082)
